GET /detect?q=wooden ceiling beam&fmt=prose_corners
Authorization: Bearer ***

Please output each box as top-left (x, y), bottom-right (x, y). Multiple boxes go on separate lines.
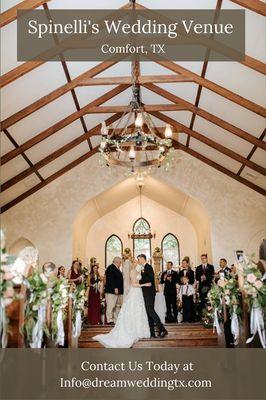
top-left (230, 0), bottom-right (266, 16)
top-left (0, 0), bottom-right (51, 28)
top-left (175, 141), bottom-right (265, 196)
top-left (237, 128), bottom-right (266, 176)
top-left (78, 74), bottom-right (193, 86)
top-left (1, 147), bottom-right (99, 213)
top-left (143, 83), bottom-right (266, 150)
top-left (84, 104), bottom-right (189, 113)
top-left (1, 84), bottom-right (130, 165)
top-left (150, 110), bottom-right (266, 176)
top-left (1, 61), bottom-right (118, 130)
top-left (156, 60), bottom-right (266, 117)
top-left (1, 113), bottom-right (124, 192)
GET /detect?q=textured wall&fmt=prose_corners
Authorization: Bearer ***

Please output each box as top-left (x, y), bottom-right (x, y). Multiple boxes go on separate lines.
top-left (2, 152), bottom-right (266, 268)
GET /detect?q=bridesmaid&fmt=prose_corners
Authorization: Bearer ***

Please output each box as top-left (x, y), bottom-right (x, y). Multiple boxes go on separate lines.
top-left (68, 260), bottom-right (83, 286)
top-left (88, 264), bottom-right (102, 325)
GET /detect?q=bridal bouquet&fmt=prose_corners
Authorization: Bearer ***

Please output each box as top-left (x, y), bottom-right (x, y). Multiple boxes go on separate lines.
top-left (51, 277), bottom-right (69, 346)
top-left (241, 257), bottom-right (266, 348)
top-left (22, 269), bottom-right (49, 348)
top-left (71, 283), bottom-right (86, 338)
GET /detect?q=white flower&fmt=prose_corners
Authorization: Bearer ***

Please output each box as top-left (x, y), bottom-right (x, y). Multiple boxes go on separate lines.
top-left (254, 280), bottom-right (263, 290)
top-left (246, 273), bottom-right (257, 284)
top-left (225, 289), bottom-right (230, 295)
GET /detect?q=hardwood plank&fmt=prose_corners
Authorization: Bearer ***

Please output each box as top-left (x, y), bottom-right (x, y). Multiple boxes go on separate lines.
top-left (1, 113), bottom-right (123, 192)
top-left (1, 61), bottom-right (117, 130)
top-left (1, 147), bottom-right (99, 213)
top-left (83, 104), bottom-right (189, 113)
top-left (1, 84), bottom-right (129, 165)
top-left (143, 83), bottom-right (266, 150)
top-left (151, 111), bottom-right (266, 176)
top-left (237, 128), bottom-right (266, 175)
top-left (156, 60), bottom-right (266, 117)
top-left (79, 74), bottom-right (193, 86)
top-left (230, 0), bottom-right (266, 16)
top-left (0, 0), bottom-right (51, 28)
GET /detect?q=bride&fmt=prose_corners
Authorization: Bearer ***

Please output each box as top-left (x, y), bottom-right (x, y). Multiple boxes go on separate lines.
top-left (93, 261), bottom-right (151, 348)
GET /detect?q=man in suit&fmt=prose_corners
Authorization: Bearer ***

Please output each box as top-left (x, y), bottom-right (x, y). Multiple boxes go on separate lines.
top-left (105, 257), bottom-right (123, 325)
top-left (195, 254), bottom-right (215, 316)
top-left (138, 254), bottom-right (168, 338)
top-left (216, 258), bottom-right (231, 279)
top-left (161, 261), bottom-right (178, 323)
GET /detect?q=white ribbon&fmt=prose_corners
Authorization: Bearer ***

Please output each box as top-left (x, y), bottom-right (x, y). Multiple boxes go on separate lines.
top-left (0, 299), bottom-right (7, 348)
top-left (72, 310), bottom-right (82, 338)
top-left (30, 304), bottom-right (46, 348)
top-left (55, 309), bottom-right (65, 346)
top-left (231, 310), bottom-right (240, 346)
top-left (246, 306), bottom-right (266, 349)
top-left (213, 308), bottom-right (223, 334)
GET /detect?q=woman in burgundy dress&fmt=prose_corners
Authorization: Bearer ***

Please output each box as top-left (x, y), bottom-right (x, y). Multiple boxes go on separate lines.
top-left (68, 260), bottom-right (83, 286)
top-left (88, 264), bottom-right (102, 325)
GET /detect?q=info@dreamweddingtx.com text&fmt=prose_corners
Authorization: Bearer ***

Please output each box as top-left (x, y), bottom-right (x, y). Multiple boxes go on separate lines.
top-left (59, 361), bottom-right (212, 392)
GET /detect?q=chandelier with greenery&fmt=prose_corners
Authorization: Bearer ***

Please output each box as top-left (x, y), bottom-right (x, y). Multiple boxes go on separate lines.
top-left (99, 61), bottom-right (175, 173)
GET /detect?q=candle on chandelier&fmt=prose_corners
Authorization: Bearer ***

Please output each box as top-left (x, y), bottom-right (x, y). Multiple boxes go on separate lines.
top-left (129, 146), bottom-right (136, 160)
top-left (164, 124), bottom-right (173, 138)
top-left (135, 113), bottom-right (143, 128)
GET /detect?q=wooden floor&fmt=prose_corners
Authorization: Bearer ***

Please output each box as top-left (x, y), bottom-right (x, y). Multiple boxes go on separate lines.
top-left (78, 323), bottom-right (218, 348)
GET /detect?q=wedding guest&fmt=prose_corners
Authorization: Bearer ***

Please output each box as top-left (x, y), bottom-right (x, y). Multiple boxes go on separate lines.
top-left (57, 266), bottom-right (66, 278)
top-left (178, 276), bottom-right (195, 323)
top-left (122, 248), bottom-right (133, 298)
top-left (178, 256), bottom-right (195, 285)
top-left (88, 264), bottom-right (102, 325)
top-left (43, 261), bottom-right (57, 278)
top-left (160, 261), bottom-right (178, 323)
top-left (68, 259), bottom-right (83, 286)
top-left (196, 254), bottom-right (215, 316)
top-left (105, 257), bottom-right (123, 325)
top-left (217, 258), bottom-right (231, 278)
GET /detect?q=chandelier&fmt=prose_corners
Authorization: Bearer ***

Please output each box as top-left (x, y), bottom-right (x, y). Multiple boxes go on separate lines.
top-left (99, 62), bottom-right (174, 173)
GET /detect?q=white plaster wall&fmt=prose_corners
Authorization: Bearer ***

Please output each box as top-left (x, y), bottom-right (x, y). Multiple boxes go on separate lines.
top-left (85, 196), bottom-right (198, 270)
top-left (2, 151), bottom-right (266, 268)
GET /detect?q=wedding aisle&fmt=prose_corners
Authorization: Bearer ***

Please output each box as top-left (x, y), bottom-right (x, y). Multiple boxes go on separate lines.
top-left (78, 323), bottom-right (218, 348)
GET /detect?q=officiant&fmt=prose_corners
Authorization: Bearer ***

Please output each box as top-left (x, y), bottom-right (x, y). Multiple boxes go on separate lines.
top-left (160, 261), bottom-right (178, 323)
top-left (105, 257), bottom-right (123, 325)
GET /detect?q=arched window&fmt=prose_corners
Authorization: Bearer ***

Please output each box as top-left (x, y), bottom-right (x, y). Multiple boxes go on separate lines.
top-left (161, 233), bottom-right (180, 270)
top-left (105, 235), bottom-right (123, 268)
top-left (133, 218), bottom-right (151, 261)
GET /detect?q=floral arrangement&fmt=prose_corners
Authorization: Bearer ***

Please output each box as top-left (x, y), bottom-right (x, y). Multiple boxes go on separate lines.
top-left (241, 257), bottom-right (266, 348)
top-left (71, 283), bottom-right (86, 338)
top-left (50, 277), bottom-right (69, 346)
top-left (22, 269), bottom-right (49, 348)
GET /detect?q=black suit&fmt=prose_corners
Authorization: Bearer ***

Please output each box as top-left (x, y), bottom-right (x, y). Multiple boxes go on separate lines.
top-left (105, 264), bottom-right (123, 295)
top-left (161, 270), bottom-right (178, 322)
top-left (196, 263), bottom-right (214, 314)
top-left (139, 263), bottom-right (163, 335)
top-left (178, 268), bottom-right (195, 285)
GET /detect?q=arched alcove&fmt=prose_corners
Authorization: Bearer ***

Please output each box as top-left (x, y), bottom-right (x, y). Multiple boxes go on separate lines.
top-left (73, 176), bottom-right (212, 266)
top-left (8, 237), bottom-right (35, 256)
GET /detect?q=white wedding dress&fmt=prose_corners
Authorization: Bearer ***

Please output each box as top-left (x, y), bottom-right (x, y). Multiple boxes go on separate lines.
top-left (93, 268), bottom-right (150, 348)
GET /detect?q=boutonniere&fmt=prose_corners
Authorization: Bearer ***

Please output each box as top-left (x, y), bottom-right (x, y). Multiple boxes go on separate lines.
top-left (141, 266), bottom-right (145, 273)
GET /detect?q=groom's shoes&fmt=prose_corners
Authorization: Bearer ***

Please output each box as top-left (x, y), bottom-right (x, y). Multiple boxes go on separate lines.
top-left (150, 333), bottom-right (156, 339)
top-left (158, 327), bottom-right (168, 338)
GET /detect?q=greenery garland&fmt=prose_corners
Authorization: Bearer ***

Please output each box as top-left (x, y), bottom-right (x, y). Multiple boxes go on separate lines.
top-left (51, 277), bottom-right (69, 342)
top-left (22, 269), bottom-right (49, 346)
top-left (241, 257), bottom-right (266, 310)
top-left (71, 283), bottom-right (86, 328)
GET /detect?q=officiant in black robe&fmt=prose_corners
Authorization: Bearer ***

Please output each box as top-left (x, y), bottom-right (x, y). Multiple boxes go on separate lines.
top-left (138, 254), bottom-right (168, 338)
top-left (160, 261), bottom-right (178, 323)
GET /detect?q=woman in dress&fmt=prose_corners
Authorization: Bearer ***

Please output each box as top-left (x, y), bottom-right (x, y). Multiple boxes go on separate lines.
top-left (88, 264), bottom-right (102, 325)
top-left (122, 248), bottom-right (133, 298)
top-left (68, 260), bottom-right (83, 286)
top-left (93, 261), bottom-right (151, 348)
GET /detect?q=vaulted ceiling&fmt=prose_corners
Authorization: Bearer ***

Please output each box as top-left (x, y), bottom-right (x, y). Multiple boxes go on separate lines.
top-left (1, 0), bottom-right (265, 214)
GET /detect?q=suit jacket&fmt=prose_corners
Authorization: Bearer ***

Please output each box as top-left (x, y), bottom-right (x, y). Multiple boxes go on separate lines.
top-left (215, 267), bottom-right (231, 281)
top-left (139, 263), bottom-right (156, 296)
top-left (178, 268), bottom-right (195, 285)
top-left (105, 264), bottom-right (124, 295)
top-left (196, 264), bottom-right (214, 288)
top-left (160, 270), bottom-right (178, 295)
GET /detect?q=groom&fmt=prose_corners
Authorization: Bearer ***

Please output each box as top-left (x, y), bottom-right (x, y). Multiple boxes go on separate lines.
top-left (138, 254), bottom-right (168, 338)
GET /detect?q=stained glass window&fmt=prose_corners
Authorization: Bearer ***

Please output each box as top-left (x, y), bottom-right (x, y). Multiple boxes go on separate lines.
top-left (105, 235), bottom-right (123, 268)
top-left (133, 218), bottom-right (151, 261)
top-left (161, 233), bottom-right (180, 270)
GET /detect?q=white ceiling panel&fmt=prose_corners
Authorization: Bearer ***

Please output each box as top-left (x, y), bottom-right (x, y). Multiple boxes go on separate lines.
top-left (250, 148), bottom-right (266, 169)
top-left (193, 115), bottom-right (253, 158)
top-left (38, 142), bottom-right (91, 179)
top-left (199, 88), bottom-right (265, 138)
top-left (189, 137), bottom-right (243, 174)
top-left (1, 134), bottom-right (15, 155)
top-left (6, 92), bottom-right (77, 144)
top-left (1, 156), bottom-right (32, 182)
